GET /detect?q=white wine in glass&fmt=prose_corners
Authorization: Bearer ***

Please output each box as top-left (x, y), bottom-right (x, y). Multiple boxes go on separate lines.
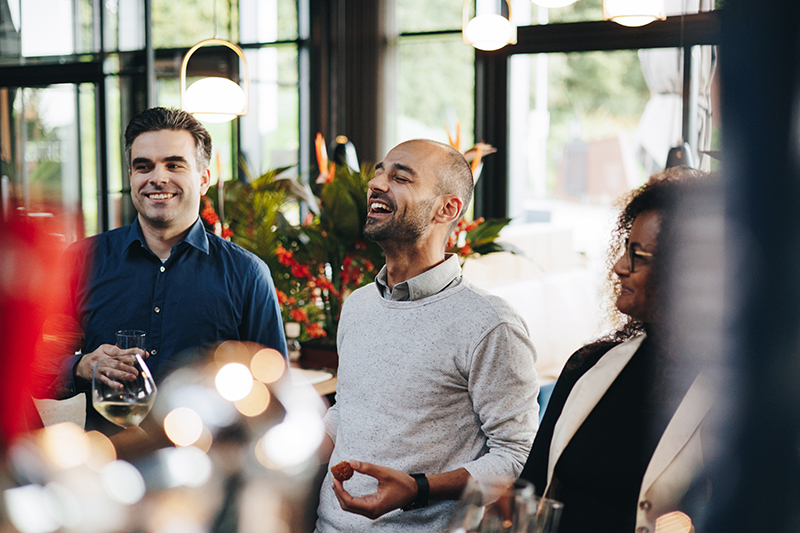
top-left (92, 331), bottom-right (157, 427)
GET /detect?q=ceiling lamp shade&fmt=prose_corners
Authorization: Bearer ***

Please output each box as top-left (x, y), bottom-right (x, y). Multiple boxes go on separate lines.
top-left (462, 0), bottom-right (517, 52)
top-left (603, 0), bottom-right (666, 27)
top-left (180, 38), bottom-right (250, 123)
top-left (531, 0), bottom-right (579, 8)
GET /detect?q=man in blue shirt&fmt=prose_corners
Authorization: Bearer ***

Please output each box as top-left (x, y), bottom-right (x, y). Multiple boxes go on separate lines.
top-left (62, 108), bottom-right (286, 428)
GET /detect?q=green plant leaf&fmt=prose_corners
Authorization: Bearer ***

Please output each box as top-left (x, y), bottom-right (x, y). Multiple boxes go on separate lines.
top-left (466, 217), bottom-right (512, 244)
top-left (471, 240), bottom-right (525, 256)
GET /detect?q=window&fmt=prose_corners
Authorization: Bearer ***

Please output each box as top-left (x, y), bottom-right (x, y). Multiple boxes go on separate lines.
top-left (470, 2), bottom-right (719, 376)
top-left (0, 0), bottom-right (303, 236)
top-left (389, 1), bottom-right (475, 151)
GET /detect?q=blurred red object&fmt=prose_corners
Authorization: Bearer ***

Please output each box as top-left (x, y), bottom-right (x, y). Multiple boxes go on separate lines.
top-left (0, 210), bottom-right (80, 448)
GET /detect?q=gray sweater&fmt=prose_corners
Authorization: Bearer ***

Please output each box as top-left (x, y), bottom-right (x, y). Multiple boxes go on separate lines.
top-left (316, 258), bottom-right (539, 532)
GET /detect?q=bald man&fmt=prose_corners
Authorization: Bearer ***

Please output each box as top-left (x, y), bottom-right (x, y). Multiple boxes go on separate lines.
top-left (315, 140), bottom-right (540, 532)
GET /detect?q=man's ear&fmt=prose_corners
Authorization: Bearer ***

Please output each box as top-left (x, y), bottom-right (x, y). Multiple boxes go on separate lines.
top-left (435, 195), bottom-right (464, 226)
top-left (199, 167), bottom-right (212, 196)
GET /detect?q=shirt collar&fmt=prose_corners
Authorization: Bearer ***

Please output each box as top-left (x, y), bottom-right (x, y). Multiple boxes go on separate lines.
top-left (375, 254), bottom-right (462, 302)
top-left (123, 216), bottom-right (210, 256)
top-left (182, 216), bottom-right (210, 254)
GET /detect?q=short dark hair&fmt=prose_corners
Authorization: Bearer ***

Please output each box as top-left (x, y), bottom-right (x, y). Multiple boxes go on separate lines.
top-left (124, 107), bottom-right (212, 169)
top-left (426, 140), bottom-right (473, 222)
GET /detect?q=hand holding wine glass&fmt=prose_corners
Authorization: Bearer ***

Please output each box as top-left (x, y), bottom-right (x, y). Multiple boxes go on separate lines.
top-left (92, 330), bottom-right (157, 428)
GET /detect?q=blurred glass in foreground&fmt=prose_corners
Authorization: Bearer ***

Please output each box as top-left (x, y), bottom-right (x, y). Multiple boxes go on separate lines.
top-left (0, 211), bottom-right (328, 532)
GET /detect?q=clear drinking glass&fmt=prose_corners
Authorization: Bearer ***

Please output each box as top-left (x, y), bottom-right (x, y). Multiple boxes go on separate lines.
top-left (91, 330), bottom-right (157, 427)
top-left (531, 497), bottom-right (564, 533)
top-left (449, 477), bottom-right (537, 533)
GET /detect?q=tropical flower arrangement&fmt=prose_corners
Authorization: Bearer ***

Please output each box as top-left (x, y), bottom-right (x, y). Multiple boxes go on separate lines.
top-left (200, 130), bottom-right (518, 343)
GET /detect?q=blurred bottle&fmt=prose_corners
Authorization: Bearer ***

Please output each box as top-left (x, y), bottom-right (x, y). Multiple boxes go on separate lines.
top-left (330, 135), bottom-right (359, 172)
top-left (285, 322), bottom-right (302, 362)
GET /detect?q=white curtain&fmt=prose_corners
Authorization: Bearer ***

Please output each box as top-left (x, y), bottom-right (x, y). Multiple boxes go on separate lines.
top-left (635, 0), bottom-right (717, 173)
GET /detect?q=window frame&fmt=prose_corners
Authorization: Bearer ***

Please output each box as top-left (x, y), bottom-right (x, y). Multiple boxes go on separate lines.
top-left (473, 12), bottom-right (721, 218)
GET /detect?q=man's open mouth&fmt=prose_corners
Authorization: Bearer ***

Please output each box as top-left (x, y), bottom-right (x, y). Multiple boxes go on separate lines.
top-left (146, 192), bottom-right (177, 200)
top-left (369, 201), bottom-right (393, 214)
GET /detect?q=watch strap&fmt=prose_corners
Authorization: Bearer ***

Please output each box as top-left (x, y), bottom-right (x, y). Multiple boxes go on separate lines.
top-left (402, 473), bottom-right (429, 511)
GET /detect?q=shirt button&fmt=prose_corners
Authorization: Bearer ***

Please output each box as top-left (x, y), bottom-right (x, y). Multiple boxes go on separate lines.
top-left (636, 527), bottom-right (649, 533)
top-left (639, 501), bottom-right (652, 511)
top-left (151, 349), bottom-right (157, 356)
top-left (154, 307), bottom-right (161, 313)
top-left (160, 266), bottom-right (166, 272)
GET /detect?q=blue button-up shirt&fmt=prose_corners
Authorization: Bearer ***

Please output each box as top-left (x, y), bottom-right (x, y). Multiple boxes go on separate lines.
top-left (64, 217), bottom-right (287, 390)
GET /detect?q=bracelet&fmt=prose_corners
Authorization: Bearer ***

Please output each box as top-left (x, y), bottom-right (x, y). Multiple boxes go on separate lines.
top-left (402, 473), bottom-right (429, 511)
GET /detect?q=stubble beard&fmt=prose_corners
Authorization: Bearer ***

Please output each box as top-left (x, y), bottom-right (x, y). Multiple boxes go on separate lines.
top-left (363, 196), bottom-right (435, 244)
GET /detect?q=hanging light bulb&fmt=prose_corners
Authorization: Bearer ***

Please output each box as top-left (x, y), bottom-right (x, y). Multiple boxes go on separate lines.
top-left (531, 0), bottom-right (578, 8)
top-left (184, 77), bottom-right (247, 123)
top-left (462, 0), bottom-right (517, 52)
top-left (603, 0), bottom-right (666, 27)
top-left (180, 38), bottom-right (249, 123)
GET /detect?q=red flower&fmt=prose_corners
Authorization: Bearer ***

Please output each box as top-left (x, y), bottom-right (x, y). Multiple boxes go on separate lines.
top-left (291, 263), bottom-right (312, 279)
top-left (201, 199), bottom-right (220, 226)
top-left (290, 308), bottom-right (308, 323)
top-left (276, 290), bottom-right (288, 305)
top-left (465, 217), bottom-right (484, 232)
top-left (315, 276), bottom-right (335, 293)
top-left (459, 244), bottom-right (472, 256)
top-left (306, 322), bottom-right (327, 338)
top-left (276, 244), bottom-right (294, 267)
top-left (221, 226), bottom-right (234, 239)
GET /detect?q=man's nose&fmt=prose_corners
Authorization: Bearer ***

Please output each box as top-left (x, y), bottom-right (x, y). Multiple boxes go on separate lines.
top-left (151, 164), bottom-right (170, 184)
top-left (369, 173), bottom-right (388, 192)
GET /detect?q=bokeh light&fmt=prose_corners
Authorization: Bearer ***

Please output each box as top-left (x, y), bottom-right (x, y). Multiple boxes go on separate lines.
top-left (43, 482), bottom-right (81, 530)
top-left (41, 422), bottom-right (89, 470)
top-left (163, 447), bottom-right (213, 488)
top-left (234, 380), bottom-right (271, 417)
top-left (214, 340), bottom-right (251, 365)
top-left (101, 460), bottom-right (146, 504)
top-left (164, 407), bottom-right (205, 447)
top-left (215, 363), bottom-right (253, 401)
top-left (250, 348), bottom-right (286, 383)
top-left (4, 485), bottom-right (59, 533)
top-left (84, 431), bottom-right (117, 471)
top-left (193, 425), bottom-right (214, 453)
top-left (261, 411), bottom-right (325, 469)
top-left (162, 379), bottom-right (239, 429)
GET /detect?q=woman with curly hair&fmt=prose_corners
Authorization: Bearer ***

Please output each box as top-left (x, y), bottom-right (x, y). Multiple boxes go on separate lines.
top-left (520, 167), bottom-right (713, 533)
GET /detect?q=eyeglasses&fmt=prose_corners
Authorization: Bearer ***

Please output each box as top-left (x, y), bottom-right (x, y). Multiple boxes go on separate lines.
top-left (623, 242), bottom-right (654, 273)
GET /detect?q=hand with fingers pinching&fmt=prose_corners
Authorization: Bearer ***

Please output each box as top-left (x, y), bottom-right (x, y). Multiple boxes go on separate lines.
top-left (75, 330), bottom-right (149, 389)
top-left (331, 461), bottom-right (419, 520)
top-left (77, 344), bottom-right (145, 389)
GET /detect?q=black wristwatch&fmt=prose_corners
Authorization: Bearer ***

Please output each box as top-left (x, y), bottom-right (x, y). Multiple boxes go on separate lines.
top-left (402, 473), bottom-right (430, 511)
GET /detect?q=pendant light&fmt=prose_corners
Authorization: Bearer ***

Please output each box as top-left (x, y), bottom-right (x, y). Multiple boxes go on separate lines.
top-left (180, 0), bottom-right (249, 122)
top-left (462, 0), bottom-right (517, 52)
top-left (603, 0), bottom-right (666, 27)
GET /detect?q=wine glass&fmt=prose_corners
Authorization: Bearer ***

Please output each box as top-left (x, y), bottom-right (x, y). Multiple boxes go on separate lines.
top-left (531, 497), bottom-right (563, 533)
top-left (91, 330), bottom-right (157, 427)
top-left (449, 477), bottom-right (537, 533)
